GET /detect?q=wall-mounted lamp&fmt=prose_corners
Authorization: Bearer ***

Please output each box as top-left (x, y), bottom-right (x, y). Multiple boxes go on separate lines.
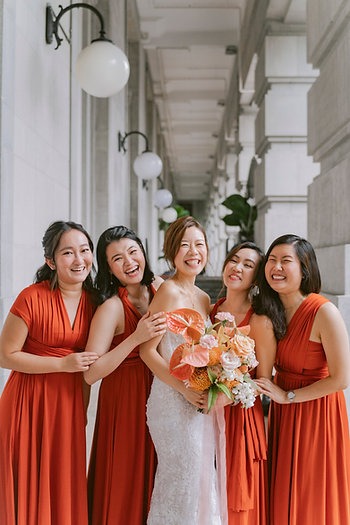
top-left (45, 3), bottom-right (130, 97)
top-left (161, 207), bottom-right (178, 223)
top-left (118, 131), bottom-right (163, 181)
top-left (154, 189), bottom-right (173, 209)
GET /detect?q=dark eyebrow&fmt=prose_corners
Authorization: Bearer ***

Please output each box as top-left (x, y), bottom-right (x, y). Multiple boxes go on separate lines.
top-left (58, 243), bottom-right (90, 252)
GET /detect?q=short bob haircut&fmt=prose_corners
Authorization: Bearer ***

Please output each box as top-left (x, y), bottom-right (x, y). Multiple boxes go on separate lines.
top-left (266, 233), bottom-right (321, 294)
top-left (163, 215), bottom-right (208, 270)
top-left (94, 225), bottom-right (154, 304)
top-left (253, 233), bottom-right (321, 339)
top-left (34, 220), bottom-right (94, 292)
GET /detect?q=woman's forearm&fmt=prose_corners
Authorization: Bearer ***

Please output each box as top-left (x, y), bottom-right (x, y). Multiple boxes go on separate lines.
top-left (84, 332), bottom-right (141, 384)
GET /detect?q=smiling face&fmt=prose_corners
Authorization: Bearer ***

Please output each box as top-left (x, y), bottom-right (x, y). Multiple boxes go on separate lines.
top-left (265, 243), bottom-right (303, 294)
top-left (48, 229), bottom-right (93, 287)
top-left (223, 247), bottom-right (260, 292)
top-left (105, 238), bottom-right (146, 286)
top-left (173, 226), bottom-right (207, 276)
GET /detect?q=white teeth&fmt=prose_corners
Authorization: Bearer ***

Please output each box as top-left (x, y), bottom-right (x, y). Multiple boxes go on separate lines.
top-left (126, 266), bottom-right (138, 275)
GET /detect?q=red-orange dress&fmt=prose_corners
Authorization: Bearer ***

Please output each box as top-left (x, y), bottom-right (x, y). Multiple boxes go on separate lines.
top-left (268, 293), bottom-right (350, 524)
top-left (211, 301), bottom-right (268, 525)
top-left (0, 281), bottom-right (95, 525)
top-left (88, 286), bottom-right (157, 525)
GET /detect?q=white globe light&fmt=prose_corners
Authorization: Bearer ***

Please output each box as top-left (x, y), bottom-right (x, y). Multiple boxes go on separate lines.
top-left (154, 189), bottom-right (173, 208)
top-left (133, 152), bottom-right (163, 180)
top-left (161, 207), bottom-right (178, 223)
top-left (76, 40), bottom-right (130, 98)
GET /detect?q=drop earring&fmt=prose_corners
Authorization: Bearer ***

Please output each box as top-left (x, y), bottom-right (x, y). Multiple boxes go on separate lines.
top-left (249, 284), bottom-right (259, 302)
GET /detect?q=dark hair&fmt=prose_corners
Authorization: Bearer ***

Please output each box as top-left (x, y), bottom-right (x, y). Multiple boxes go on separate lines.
top-left (34, 220), bottom-right (94, 292)
top-left (222, 241), bottom-right (264, 274)
top-left (218, 241), bottom-right (265, 299)
top-left (94, 225), bottom-right (154, 304)
top-left (163, 216), bottom-right (208, 269)
top-left (253, 234), bottom-right (321, 339)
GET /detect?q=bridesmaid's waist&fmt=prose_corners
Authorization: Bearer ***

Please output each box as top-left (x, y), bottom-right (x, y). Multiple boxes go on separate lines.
top-left (275, 363), bottom-right (328, 386)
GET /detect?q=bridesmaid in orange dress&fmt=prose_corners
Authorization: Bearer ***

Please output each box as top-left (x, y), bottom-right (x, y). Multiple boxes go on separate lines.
top-left (84, 226), bottom-right (166, 525)
top-left (0, 221), bottom-right (99, 525)
top-left (254, 234), bottom-right (350, 525)
top-left (211, 242), bottom-right (276, 524)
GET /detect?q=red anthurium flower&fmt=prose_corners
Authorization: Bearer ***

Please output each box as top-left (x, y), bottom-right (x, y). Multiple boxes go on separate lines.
top-left (166, 308), bottom-right (205, 343)
top-left (181, 344), bottom-right (210, 367)
top-left (169, 344), bottom-right (194, 380)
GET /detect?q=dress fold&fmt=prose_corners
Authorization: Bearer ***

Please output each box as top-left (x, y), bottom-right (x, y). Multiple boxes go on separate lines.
top-left (269, 293), bottom-right (350, 525)
top-left (0, 281), bottom-right (94, 525)
top-left (88, 286), bottom-right (156, 525)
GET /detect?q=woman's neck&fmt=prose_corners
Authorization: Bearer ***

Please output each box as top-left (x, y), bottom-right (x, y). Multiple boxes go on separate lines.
top-left (126, 282), bottom-right (146, 298)
top-left (126, 283), bottom-right (150, 314)
top-left (223, 289), bottom-right (251, 315)
top-left (58, 282), bottom-right (83, 299)
top-left (280, 292), bottom-right (306, 311)
top-left (280, 292), bottom-right (307, 322)
top-left (171, 273), bottom-right (196, 292)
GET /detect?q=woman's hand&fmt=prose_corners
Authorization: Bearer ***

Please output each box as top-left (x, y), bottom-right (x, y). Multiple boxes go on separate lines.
top-left (254, 377), bottom-right (289, 404)
top-left (181, 385), bottom-right (208, 410)
top-left (134, 311), bottom-right (167, 345)
top-left (61, 351), bottom-right (99, 372)
top-left (212, 391), bottom-right (233, 410)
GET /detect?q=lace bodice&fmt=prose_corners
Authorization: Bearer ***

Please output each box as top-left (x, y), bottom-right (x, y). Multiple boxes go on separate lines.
top-left (157, 330), bottom-right (184, 363)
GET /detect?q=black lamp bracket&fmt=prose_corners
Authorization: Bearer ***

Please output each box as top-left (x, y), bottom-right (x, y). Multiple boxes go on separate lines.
top-left (118, 131), bottom-right (150, 154)
top-left (46, 3), bottom-right (110, 50)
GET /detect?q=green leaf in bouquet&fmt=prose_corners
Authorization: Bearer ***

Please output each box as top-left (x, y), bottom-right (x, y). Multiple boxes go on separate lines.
top-left (208, 385), bottom-right (219, 411)
top-left (216, 382), bottom-right (234, 400)
top-left (207, 368), bottom-right (217, 383)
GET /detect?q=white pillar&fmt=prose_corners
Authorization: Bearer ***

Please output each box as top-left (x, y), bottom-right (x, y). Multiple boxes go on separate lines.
top-left (254, 33), bottom-right (318, 250)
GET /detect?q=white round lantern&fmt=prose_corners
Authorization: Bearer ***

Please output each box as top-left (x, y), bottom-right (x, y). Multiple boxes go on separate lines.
top-left (133, 152), bottom-right (163, 180)
top-left (154, 189), bottom-right (173, 208)
top-left (76, 40), bottom-right (130, 98)
top-left (161, 207), bottom-right (178, 223)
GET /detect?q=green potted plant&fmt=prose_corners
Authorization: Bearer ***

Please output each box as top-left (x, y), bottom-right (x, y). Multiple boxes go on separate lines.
top-left (221, 194), bottom-right (257, 241)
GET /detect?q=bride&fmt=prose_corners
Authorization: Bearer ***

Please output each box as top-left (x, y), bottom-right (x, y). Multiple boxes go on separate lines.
top-left (140, 216), bottom-right (226, 525)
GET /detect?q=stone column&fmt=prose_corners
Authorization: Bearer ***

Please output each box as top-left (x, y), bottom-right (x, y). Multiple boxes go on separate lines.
top-left (307, 0), bottom-right (350, 410)
top-left (254, 30), bottom-right (318, 250)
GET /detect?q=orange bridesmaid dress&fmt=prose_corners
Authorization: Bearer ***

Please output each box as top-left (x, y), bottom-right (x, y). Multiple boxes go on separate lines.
top-left (88, 286), bottom-right (157, 525)
top-left (0, 281), bottom-right (95, 525)
top-left (268, 293), bottom-right (350, 524)
top-left (211, 300), bottom-right (268, 525)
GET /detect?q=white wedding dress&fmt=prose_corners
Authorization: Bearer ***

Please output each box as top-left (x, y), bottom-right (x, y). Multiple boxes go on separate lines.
top-left (146, 331), bottom-right (225, 525)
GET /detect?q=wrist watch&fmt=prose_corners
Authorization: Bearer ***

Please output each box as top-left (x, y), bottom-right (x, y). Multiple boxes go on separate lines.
top-left (287, 390), bottom-right (296, 403)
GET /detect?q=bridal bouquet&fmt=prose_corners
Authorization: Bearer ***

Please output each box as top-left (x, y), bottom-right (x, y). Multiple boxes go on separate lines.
top-left (167, 308), bottom-right (258, 411)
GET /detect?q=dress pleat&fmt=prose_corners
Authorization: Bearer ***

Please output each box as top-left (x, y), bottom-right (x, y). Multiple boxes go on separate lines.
top-left (88, 286), bottom-right (156, 525)
top-left (211, 301), bottom-right (268, 525)
top-left (0, 282), bottom-right (94, 525)
top-left (268, 293), bottom-right (350, 525)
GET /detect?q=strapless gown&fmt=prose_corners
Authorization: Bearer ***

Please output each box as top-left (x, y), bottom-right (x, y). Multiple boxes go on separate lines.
top-left (146, 330), bottom-right (225, 525)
